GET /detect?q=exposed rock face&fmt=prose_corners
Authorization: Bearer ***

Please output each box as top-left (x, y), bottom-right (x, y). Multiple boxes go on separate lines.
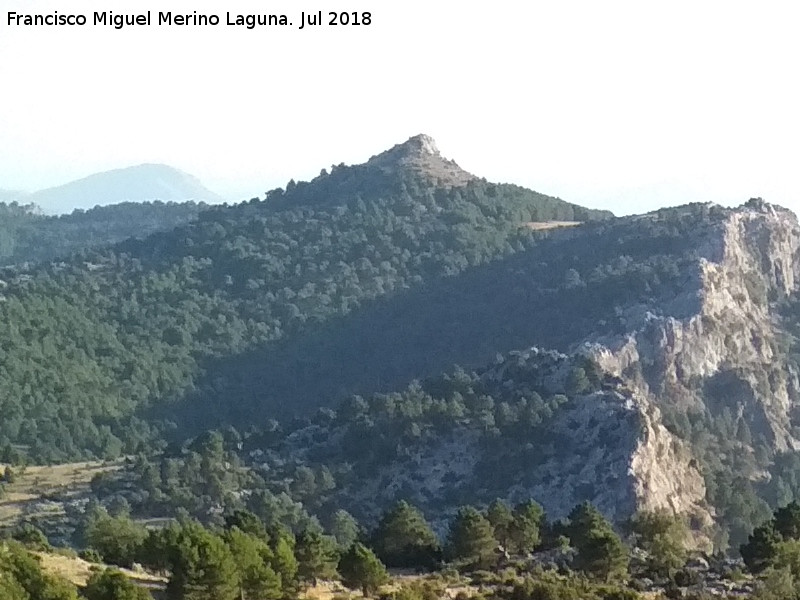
top-left (346, 201), bottom-right (800, 534)
top-left (325, 379), bottom-right (710, 547)
top-left (249, 200), bottom-right (800, 541)
top-left (563, 200), bottom-right (800, 537)
top-left (281, 347), bottom-right (709, 539)
top-left (510, 388), bottom-right (707, 522)
top-left (366, 134), bottom-right (477, 187)
top-left (589, 202), bottom-right (800, 449)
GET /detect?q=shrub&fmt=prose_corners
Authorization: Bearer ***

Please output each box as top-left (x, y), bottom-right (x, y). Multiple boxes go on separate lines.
top-left (80, 549), bottom-right (104, 563)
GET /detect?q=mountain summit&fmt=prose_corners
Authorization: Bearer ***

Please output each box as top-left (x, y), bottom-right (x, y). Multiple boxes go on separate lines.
top-left (365, 134), bottom-right (477, 186)
top-left (28, 163), bottom-right (223, 214)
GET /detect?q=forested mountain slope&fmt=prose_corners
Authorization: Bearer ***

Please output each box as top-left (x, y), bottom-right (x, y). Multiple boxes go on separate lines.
top-left (0, 200), bottom-right (206, 265)
top-left (100, 198), bottom-right (800, 553)
top-left (0, 135), bottom-right (611, 461)
top-left (5, 136), bottom-right (800, 555)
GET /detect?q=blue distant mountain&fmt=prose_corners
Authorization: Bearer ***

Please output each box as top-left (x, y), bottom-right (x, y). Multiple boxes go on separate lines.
top-left (25, 163), bottom-right (223, 214)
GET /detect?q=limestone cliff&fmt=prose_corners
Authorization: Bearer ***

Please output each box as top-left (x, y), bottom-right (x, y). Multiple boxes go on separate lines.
top-left (246, 200), bottom-right (800, 545)
top-left (561, 200), bottom-right (800, 543)
top-left (588, 201), bottom-right (800, 448)
top-left (355, 201), bottom-right (800, 532)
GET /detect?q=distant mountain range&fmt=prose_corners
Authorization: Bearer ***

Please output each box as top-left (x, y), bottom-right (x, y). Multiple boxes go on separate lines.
top-left (4, 163), bottom-right (223, 214)
top-left (0, 188), bottom-right (28, 203)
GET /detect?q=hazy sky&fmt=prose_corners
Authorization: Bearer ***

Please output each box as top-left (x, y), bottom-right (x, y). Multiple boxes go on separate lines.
top-left (1, 1), bottom-right (798, 215)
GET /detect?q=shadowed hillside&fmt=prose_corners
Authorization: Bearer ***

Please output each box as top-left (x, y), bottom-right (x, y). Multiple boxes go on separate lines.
top-left (0, 135), bottom-right (612, 462)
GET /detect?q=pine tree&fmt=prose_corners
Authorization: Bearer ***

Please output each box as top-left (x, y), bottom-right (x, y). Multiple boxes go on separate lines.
top-left (567, 502), bottom-right (608, 549)
top-left (629, 510), bottom-right (688, 576)
top-left (0, 576), bottom-right (27, 600)
top-left (0, 541), bottom-right (79, 600)
top-left (270, 532), bottom-right (299, 597)
top-left (568, 502), bottom-right (628, 581)
top-left (372, 501), bottom-right (440, 568)
top-left (330, 510), bottom-right (360, 551)
top-left (775, 502), bottom-right (800, 540)
top-left (508, 500), bottom-right (544, 555)
top-left (84, 568), bottom-right (153, 600)
top-left (485, 499), bottom-right (513, 550)
top-left (84, 507), bottom-right (147, 568)
top-left (165, 522), bottom-right (240, 600)
top-left (742, 521), bottom-right (782, 573)
top-left (224, 510), bottom-right (269, 540)
top-left (574, 529), bottom-right (629, 582)
top-left (3, 465), bottom-right (16, 484)
top-left (338, 543), bottom-right (388, 596)
top-left (447, 507), bottom-right (498, 569)
top-left (224, 528), bottom-right (282, 600)
top-left (295, 529), bottom-right (339, 586)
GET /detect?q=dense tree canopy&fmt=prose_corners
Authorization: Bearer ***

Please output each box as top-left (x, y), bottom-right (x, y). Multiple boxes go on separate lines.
top-left (0, 200), bottom-right (204, 266)
top-left (338, 543), bottom-right (388, 596)
top-left (371, 501), bottom-right (440, 568)
top-left (447, 507), bottom-right (498, 569)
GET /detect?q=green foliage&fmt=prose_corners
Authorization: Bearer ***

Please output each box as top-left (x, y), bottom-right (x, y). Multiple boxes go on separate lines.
top-left (485, 500), bottom-right (514, 549)
top-left (136, 523), bottom-right (184, 573)
top-left (98, 348), bottom-right (605, 529)
top-left (774, 501), bottom-right (800, 540)
top-left (574, 531), bottom-right (629, 583)
top-left (508, 501), bottom-right (544, 555)
top-left (270, 533), bottom-right (299, 596)
top-left (705, 470), bottom-right (771, 553)
top-left (0, 161), bottom-right (623, 462)
top-left (506, 573), bottom-right (640, 600)
top-left (224, 510), bottom-right (268, 540)
top-left (447, 507), bottom-right (498, 570)
top-left (138, 520), bottom-right (273, 600)
top-left (163, 521), bottom-right (240, 600)
top-left (0, 200), bottom-right (204, 266)
top-left (338, 543), bottom-right (388, 596)
top-left (294, 529), bottom-right (339, 585)
top-left (389, 580), bottom-right (444, 600)
top-left (11, 523), bottom-right (50, 551)
top-left (628, 510), bottom-right (688, 576)
top-left (0, 575), bottom-right (28, 600)
top-left (741, 503), bottom-right (800, 573)
top-left (329, 510), bottom-right (360, 551)
top-left (754, 567), bottom-right (800, 600)
top-left (79, 549), bottom-right (103, 563)
top-left (120, 435), bottom-right (252, 519)
top-left (83, 507), bottom-right (147, 568)
top-left (568, 503), bottom-right (628, 582)
top-left (766, 452), bottom-right (800, 508)
top-left (83, 568), bottom-right (153, 600)
top-left (0, 541), bottom-right (79, 600)
top-left (770, 539), bottom-right (800, 581)
top-left (224, 527), bottom-right (282, 600)
top-left (371, 501), bottom-right (440, 569)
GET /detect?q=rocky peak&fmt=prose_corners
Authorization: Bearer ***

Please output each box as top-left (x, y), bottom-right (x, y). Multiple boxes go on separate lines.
top-left (366, 134), bottom-right (477, 187)
top-left (399, 133), bottom-right (441, 157)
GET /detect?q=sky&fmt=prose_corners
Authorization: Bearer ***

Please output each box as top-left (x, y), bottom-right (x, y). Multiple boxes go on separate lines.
top-left (1, 1), bottom-right (799, 216)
